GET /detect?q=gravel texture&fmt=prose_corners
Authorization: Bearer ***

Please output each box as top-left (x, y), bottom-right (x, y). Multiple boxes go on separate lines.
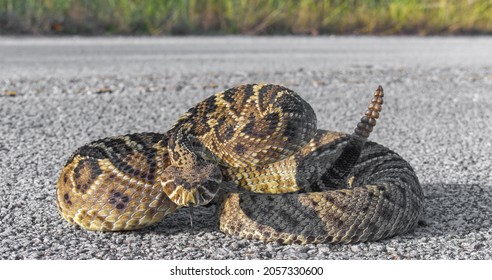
top-left (0, 36), bottom-right (491, 260)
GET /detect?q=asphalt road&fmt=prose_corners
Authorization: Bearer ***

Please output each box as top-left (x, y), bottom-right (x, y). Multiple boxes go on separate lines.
top-left (1, 36), bottom-right (491, 259)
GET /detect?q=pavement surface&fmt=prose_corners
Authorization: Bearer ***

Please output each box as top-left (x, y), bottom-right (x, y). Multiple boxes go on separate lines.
top-left (0, 36), bottom-right (491, 260)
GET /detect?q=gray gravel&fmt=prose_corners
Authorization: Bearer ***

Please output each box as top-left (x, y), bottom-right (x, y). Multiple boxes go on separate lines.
top-left (1, 36), bottom-right (491, 260)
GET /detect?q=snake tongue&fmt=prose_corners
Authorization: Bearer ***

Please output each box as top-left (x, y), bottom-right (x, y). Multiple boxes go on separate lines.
top-left (188, 205), bottom-right (194, 230)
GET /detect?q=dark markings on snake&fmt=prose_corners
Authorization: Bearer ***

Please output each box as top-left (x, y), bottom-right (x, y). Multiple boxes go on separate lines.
top-left (139, 132), bottom-right (164, 146)
top-left (234, 143), bottom-right (246, 155)
top-left (110, 139), bottom-right (135, 156)
top-left (214, 116), bottom-right (236, 142)
top-left (69, 146), bottom-right (108, 164)
top-left (110, 156), bottom-right (148, 181)
top-left (203, 95), bottom-right (218, 113)
top-left (264, 112), bottom-right (280, 135)
top-left (109, 190), bottom-right (130, 210)
top-left (167, 136), bottom-right (177, 153)
top-left (257, 85), bottom-right (268, 111)
top-left (380, 204), bottom-right (393, 219)
top-left (217, 124), bottom-right (236, 142)
top-left (241, 114), bottom-right (258, 137)
top-left (222, 85), bottom-right (253, 115)
top-left (222, 88), bottom-right (236, 104)
top-left (311, 200), bottom-right (319, 208)
top-left (276, 210), bottom-right (299, 229)
top-left (243, 112), bottom-right (277, 139)
top-left (276, 91), bottom-right (304, 115)
top-left (127, 133), bottom-right (152, 151)
top-left (266, 85), bottom-right (279, 107)
top-left (324, 195), bottom-right (336, 206)
top-left (336, 200), bottom-right (350, 213)
top-left (306, 236), bottom-right (315, 243)
top-left (357, 147), bottom-right (396, 164)
top-left (244, 84), bottom-right (255, 99)
top-left (307, 182), bottom-right (323, 192)
top-left (319, 142), bottom-right (362, 187)
top-left (74, 159), bottom-right (102, 185)
top-left (242, 205), bottom-right (253, 217)
top-left (146, 174), bottom-right (155, 182)
top-left (237, 84), bottom-right (255, 112)
top-left (383, 192), bottom-right (391, 200)
top-left (258, 84), bottom-right (275, 111)
top-left (328, 215), bottom-right (342, 228)
top-left (224, 125), bottom-right (236, 141)
top-left (283, 119), bottom-right (298, 138)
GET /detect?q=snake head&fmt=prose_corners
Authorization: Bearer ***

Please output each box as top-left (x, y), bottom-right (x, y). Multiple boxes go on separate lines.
top-left (161, 163), bottom-right (222, 207)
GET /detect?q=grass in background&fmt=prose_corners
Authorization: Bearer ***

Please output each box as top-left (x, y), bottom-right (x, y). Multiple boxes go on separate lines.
top-left (0, 0), bottom-right (491, 35)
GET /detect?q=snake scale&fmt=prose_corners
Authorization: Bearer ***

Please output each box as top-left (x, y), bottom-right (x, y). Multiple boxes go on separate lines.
top-left (56, 84), bottom-right (424, 244)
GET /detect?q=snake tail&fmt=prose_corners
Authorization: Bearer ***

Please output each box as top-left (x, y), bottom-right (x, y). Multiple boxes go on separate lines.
top-left (319, 85), bottom-right (384, 187)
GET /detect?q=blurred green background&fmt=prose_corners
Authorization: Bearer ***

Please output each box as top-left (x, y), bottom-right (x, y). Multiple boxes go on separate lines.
top-left (1, 0), bottom-right (491, 35)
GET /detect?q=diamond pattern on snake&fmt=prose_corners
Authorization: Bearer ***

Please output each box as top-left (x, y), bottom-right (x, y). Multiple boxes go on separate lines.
top-left (56, 84), bottom-right (423, 244)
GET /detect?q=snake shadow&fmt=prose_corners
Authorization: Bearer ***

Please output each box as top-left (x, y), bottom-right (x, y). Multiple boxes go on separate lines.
top-left (415, 183), bottom-right (492, 239)
top-left (139, 205), bottom-right (219, 235)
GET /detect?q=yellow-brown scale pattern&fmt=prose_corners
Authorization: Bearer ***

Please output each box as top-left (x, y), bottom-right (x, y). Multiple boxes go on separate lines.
top-left (161, 84), bottom-right (317, 207)
top-left (56, 85), bottom-right (424, 244)
top-left (56, 133), bottom-right (178, 231)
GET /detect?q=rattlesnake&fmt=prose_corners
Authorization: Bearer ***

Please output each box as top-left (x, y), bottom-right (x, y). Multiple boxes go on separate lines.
top-left (56, 84), bottom-right (423, 244)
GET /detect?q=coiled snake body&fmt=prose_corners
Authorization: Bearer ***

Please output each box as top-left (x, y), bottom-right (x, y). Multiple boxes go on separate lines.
top-left (56, 84), bottom-right (423, 244)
